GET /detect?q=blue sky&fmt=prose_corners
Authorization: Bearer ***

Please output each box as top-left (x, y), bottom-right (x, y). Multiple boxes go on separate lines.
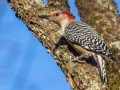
top-left (0, 0), bottom-right (119, 90)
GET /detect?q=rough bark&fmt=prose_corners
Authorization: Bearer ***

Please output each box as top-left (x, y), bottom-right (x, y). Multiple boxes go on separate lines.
top-left (8, 0), bottom-right (120, 90)
top-left (76, 0), bottom-right (120, 90)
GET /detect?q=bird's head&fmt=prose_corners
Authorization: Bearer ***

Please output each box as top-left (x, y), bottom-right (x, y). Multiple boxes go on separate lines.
top-left (39, 10), bottom-right (74, 27)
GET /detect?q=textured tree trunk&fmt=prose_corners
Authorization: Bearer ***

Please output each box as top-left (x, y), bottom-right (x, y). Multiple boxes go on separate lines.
top-left (8, 0), bottom-right (120, 90)
top-left (76, 0), bottom-right (120, 90)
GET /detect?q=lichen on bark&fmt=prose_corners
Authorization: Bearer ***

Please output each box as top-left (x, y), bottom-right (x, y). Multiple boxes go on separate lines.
top-left (76, 0), bottom-right (120, 89)
top-left (8, 0), bottom-right (120, 90)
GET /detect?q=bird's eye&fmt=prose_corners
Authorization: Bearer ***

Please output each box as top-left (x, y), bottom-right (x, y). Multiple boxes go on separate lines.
top-left (55, 13), bottom-right (59, 16)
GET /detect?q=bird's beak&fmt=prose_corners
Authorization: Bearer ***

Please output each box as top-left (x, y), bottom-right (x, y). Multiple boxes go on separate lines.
top-left (38, 12), bottom-right (54, 19)
top-left (38, 15), bottom-right (51, 19)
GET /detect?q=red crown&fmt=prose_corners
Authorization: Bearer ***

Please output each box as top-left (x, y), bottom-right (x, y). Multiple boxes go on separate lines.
top-left (62, 10), bottom-right (75, 19)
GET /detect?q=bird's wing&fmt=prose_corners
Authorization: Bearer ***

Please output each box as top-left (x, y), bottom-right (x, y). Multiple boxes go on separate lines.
top-left (64, 21), bottom-right (116, 61)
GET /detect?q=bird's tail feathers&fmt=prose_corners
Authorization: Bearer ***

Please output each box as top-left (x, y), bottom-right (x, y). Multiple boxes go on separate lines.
top-left (93, 53), bottom-right (108, 85)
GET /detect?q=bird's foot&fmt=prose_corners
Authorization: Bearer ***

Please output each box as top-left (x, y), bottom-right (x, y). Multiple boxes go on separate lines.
top-left (72, 56), bottom-right (85, 63)
top-left (72, 52), bottom-right (93, 63)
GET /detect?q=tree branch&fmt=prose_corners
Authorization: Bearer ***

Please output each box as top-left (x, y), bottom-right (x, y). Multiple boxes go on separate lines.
top-left (8, 0), bottom-right (120, 90)
top-left (76, 0), bottom-right (120, 89)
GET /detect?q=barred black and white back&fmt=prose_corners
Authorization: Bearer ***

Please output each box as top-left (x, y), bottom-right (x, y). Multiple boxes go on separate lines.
top-left (65, 21), bottom-right (116, 62)
top-left (64, 21), bottom-right (117, 84)
top-left (41, 10), bottom-right (117, 85)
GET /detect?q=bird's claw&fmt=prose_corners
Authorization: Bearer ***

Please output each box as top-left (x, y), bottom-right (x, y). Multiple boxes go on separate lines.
top-left (72, 56), bottom-right (85, 63)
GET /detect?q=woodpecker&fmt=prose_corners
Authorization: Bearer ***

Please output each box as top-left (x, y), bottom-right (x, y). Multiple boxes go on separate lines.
top-left (39, 10), bottom-right (117, 84)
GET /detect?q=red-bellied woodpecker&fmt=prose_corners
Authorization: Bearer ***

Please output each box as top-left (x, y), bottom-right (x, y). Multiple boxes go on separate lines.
top-left (39, 10), bottom-right (117, 84)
